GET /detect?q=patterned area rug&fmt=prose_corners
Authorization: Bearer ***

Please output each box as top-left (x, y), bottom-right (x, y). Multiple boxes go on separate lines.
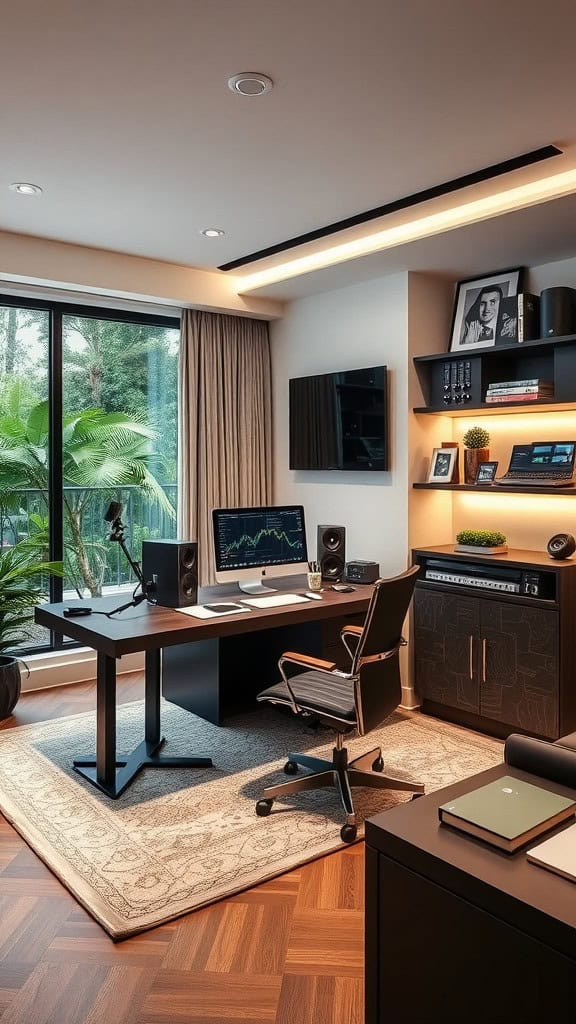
top-left (0, 702), bottom-right (502, 939)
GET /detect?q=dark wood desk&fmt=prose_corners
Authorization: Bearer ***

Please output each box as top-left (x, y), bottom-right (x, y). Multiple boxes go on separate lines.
top-left (35, 579), bottom-right (371, 799)
top-left (365, 763), bottom-right (576, 1024)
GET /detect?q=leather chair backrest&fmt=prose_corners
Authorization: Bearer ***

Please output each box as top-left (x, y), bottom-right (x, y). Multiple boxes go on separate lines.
top-left (353, 565), bottom-right (420, 734)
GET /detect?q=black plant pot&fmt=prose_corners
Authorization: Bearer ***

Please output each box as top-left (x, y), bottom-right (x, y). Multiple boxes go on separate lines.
top-left (0, 656), bottom-right (21, 719)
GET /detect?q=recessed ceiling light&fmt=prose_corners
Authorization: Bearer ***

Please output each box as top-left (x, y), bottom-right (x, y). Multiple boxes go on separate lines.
top-left (201, 228), bottom-right (225, 238)
top-left (9, 182), bottom-right (43, 196)
top-left (227, 73), bottom-right (273, 97)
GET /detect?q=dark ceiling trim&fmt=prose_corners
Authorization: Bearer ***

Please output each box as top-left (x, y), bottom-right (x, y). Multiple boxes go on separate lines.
top-left (219, 144), bottom-right (562, 272)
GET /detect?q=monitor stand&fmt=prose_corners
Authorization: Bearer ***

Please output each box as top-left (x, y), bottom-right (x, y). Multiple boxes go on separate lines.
top-left (238, 580), bottom-right (278, 595)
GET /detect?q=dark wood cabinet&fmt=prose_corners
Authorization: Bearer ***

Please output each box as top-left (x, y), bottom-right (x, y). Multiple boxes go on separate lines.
top-left (413, 546), bottom-right (576, 740)
top-left (414, 589), bottom-right (558, 737)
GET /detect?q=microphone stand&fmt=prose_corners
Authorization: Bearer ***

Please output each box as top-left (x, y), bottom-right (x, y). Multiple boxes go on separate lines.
top-left (107, 514), bottom-right (152, 615)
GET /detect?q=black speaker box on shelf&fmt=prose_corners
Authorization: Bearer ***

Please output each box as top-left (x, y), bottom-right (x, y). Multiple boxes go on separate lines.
top-left (317, 525), bottom-right (346, 581)
top-left (540, 287), bottom-right (576, 338)
top-left (547, 534), bottom-right (576, 560)
top-left (142, 539), bottom-right (198, 607)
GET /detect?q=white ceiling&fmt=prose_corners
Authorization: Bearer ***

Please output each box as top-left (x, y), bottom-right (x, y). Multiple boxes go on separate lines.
top-left (1, 0), bottom-right (576, 289)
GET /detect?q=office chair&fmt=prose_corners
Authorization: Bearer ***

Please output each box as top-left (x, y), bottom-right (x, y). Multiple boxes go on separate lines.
top-left (255, 565), bottom-right (424, 842)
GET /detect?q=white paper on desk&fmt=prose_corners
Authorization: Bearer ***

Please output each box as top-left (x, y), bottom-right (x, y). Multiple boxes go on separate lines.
top-left (175, 604), bottom-right (248, 619)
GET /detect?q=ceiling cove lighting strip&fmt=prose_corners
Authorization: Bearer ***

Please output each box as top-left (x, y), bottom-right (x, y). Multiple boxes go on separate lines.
top-left (221, 145), bottom-right (561, 272)
top-left (237, 162), bottom-right (576, 293)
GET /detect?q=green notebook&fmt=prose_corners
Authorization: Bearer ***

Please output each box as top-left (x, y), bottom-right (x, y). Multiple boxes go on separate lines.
top-left (439, 776), bottom-right (576, 853)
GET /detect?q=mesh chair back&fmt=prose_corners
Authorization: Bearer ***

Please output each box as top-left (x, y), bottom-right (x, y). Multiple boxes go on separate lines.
top-left (353, 565), bottom-right (420, 734)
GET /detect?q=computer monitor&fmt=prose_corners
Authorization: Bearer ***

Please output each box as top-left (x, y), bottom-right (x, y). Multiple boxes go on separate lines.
top-left (212, 504), bottom-right (309, 595)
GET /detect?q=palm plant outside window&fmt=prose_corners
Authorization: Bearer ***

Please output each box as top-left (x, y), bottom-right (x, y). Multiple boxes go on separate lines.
top-left (0, 298), bottom-right (179, 653)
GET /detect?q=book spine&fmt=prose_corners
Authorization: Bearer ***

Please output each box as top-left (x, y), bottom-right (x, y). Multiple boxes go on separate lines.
top-left (517, 293), bottom-right (540, 343)
top-left (485, 393), bottom-right (543, 403)
top-left (487, 386), bottom-right (551, 396)
top-left (487, 378), bottom-right (541, 388)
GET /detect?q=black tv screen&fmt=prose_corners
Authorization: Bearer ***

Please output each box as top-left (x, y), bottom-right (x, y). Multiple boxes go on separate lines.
top-left (289, 365), bottom-right (388, 471)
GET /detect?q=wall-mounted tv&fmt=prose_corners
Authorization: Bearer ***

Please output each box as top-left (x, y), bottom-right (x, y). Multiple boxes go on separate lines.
top-left (289, 365), bottom-right (388, 471)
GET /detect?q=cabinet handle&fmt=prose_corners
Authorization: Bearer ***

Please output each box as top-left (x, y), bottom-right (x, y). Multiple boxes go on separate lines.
top-left (469, 635), bottom-right (474, 680)
top-left (481, 638), bottom-right (487, 683)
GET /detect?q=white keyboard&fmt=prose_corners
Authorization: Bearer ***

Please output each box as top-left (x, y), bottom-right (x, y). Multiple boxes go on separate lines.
top-left (241, 593), bottom-right (310, 609)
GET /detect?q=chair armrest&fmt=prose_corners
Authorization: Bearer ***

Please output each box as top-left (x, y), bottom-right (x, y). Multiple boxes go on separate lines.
top-left (341, 624), bottom-right (363, 638)
top-left (280, 651), bottom-right (337, 672)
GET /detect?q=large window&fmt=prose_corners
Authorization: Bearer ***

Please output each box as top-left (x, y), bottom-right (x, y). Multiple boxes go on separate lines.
top-left (0, 296), bottom-right (179, 652)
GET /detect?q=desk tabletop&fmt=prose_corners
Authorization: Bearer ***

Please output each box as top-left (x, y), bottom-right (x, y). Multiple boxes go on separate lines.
top-left (366, 762), bottom-right (576, 959)
top-left (35, 577), bottom-right (372, 658)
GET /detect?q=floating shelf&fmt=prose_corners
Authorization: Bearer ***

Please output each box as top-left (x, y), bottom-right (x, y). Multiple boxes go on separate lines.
top-left (413, 333), bottom-right (576, 364)
top-left (412, 401), bottom-right (576, 417)
top-left (413, 483), bottom-right (576, 496)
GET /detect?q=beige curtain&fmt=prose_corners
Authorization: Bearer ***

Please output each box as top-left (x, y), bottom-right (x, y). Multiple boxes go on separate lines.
top-left (178, 309), bottom-right (272, 585)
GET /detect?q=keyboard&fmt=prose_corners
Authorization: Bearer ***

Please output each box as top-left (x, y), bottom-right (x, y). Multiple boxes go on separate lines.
top-left (240, 593), bottom-right (311, 609)
top-left (496, 474), bottom-right (574, 487)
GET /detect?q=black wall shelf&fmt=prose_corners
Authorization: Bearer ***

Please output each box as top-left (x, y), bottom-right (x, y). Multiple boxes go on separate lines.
top-left (413, 333), bottom-right (576, 364)
top-left (413, 482), bottom-right (576, 496)
top-left (413, 401), bottom-right (576, 417)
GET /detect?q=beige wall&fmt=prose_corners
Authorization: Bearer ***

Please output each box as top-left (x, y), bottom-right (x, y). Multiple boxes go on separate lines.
top-left (0, 230), bottom-right (284, 319)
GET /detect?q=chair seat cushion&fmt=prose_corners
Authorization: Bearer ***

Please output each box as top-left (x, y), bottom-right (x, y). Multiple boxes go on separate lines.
top-left (257, 670), bottom-right (357, 724)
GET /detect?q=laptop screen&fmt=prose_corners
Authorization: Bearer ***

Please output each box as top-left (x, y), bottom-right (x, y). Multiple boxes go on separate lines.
top-left (508, 442), bottom-right (576, 474)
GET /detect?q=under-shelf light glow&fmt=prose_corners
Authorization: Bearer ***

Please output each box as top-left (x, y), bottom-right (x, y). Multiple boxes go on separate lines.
top-left (236, 166), bottom-right (576, 292)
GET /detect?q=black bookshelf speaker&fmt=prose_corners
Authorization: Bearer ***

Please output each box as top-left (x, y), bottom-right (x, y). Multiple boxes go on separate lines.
top-left (540, 287), bottom-right (576, 338)
top-left (142, 540), bottom-right (198, 606)
top-left (317, 525), bottom-right (346, 581)
top-left (547, 533), bottom-right (576, 560)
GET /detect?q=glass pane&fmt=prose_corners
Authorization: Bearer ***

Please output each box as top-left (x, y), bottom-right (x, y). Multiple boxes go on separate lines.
top-left (62, 315), bottom-right (179, 601)
top-left (0, 304), bottom-right (52, 651)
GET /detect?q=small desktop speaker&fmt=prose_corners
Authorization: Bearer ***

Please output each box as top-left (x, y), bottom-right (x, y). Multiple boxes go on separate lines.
top-left (547, 533), bottom-right (576, 560)
top-left (540, 287), bottom-right (576, 338)
top-left (317, 525), bottom-right (346, 581)
top-left (142, 539), bottom-right (198, 607)
top-left (345, 560), bottom-right (380, 584)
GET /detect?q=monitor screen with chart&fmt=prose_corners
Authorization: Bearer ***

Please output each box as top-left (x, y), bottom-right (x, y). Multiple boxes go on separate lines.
top-left (212, 504), bottom-right (309, 595)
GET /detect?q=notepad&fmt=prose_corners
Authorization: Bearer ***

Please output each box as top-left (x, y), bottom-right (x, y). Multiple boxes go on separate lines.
top-left (527, 823), bottom-right (576, 882)
top-left (175, 603), bottom-right (248, 619)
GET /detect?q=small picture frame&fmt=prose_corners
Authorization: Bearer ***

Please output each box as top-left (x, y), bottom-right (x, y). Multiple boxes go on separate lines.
top-left (475, 461), bottom-right (499, 485)
top-left (428, 447), bottom-right (458, 483)
top-left (449, 267), bottom-right (524, 353)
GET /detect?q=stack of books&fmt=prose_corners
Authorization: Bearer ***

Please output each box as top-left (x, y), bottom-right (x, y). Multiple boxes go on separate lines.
top-left (485, 379), bottom-right (554, 404)
top-left (439, 775), bottom-right (576, 853)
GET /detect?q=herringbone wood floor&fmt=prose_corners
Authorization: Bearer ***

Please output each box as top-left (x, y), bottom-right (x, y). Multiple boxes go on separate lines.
top-left (0, 675), bottom-right (364, 1024)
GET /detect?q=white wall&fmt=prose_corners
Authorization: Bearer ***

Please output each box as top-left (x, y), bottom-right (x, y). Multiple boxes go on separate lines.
top-left (271, 274), bottom-right (410, 578)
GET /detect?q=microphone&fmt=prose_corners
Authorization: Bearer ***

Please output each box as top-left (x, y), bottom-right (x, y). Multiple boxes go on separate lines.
top-left (104, 500), bottom-right (123, 523)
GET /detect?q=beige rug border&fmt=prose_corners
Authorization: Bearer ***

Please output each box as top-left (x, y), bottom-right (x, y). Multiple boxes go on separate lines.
top-left (0, 705), bottom-right (503, 941)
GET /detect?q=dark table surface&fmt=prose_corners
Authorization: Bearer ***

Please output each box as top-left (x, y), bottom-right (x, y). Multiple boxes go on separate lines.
top-left (35, 576), bottom-right (373, 658)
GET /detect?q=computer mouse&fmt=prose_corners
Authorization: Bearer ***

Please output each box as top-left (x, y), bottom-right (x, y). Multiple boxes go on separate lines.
top-left (305, 592), bottom-right (323, 600)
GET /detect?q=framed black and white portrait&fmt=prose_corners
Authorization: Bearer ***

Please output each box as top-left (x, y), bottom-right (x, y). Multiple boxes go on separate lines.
top-left (449, 268), bottom-right (524, 353)
top-left (428, 447), bottom-right (458, 483)
top-left (475, 461), bottom-right (499, 485)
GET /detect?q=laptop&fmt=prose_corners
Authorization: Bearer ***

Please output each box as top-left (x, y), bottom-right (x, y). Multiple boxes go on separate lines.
top-left (495, 442), bottom-right (576, 487)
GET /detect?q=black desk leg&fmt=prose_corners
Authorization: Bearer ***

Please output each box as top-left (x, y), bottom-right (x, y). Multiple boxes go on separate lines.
top-left (74, 646), bottom-right (213, 800)
top-left (145, 649), bottom-right (161, 745)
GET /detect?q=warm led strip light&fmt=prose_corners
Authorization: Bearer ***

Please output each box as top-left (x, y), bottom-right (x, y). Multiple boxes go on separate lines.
top-left (236, 167), bottom-right (576, 292)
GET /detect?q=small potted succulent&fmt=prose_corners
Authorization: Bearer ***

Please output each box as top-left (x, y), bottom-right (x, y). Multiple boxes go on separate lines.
top-left (463, 426), bottom-right (490, 484)
top-left (455, 529), bottom-right (508, 555)
top-left (0, 540), bottom-right (62, 719)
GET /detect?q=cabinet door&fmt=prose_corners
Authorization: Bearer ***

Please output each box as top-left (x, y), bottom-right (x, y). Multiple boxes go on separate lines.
top-left (414, 588), bottom-right (479, 713)
top-left (480, 601), bottom-right (558, 738)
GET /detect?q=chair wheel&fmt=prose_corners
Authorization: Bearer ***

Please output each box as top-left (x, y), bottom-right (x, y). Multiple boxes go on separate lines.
top-left (284, 760), bottom-right (298, 775)
top-left (372, 756), bottom-right (384, 772)
top-left (340, 823), bottom-right (357, 843)
top-left (256, 799), bottom-right (273, 817)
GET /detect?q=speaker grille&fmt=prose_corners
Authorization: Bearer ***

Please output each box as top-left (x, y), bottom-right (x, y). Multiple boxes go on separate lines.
top-left (181, 546), bottom-right (196, 570)
top-left (322, 528), bottom-right (344, 551)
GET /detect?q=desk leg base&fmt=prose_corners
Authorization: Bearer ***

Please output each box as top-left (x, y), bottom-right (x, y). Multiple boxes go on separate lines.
top-left (73, 738), bottom-right (213, 799)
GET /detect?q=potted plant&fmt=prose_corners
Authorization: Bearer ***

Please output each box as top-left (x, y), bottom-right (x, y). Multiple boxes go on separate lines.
top-left (0, 540), bottom-right (63, 719)
top-left (462, 426), bottom-right (490, 484)
top-left (455, 529), bottom-right (508, 555)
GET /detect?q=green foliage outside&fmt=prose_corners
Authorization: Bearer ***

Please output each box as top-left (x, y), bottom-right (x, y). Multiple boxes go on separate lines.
top-left (456, 529), bottom-right (506, 547)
